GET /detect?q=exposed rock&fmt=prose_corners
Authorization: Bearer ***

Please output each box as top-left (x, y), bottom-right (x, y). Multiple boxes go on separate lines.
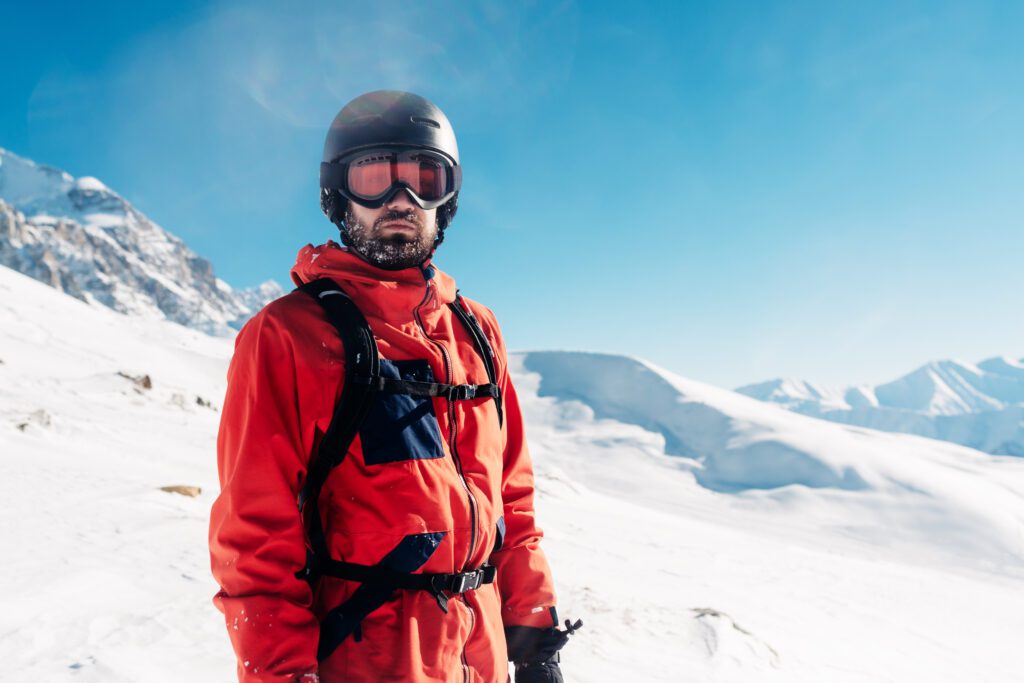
top-left (15, 408), bottom-right (52, 432)
top-left (160, 485), bottom-right (202, 498)
top-left (0, 148), bottom-right (283, 335)
top-left (117, 371), bottom-right (152, 391)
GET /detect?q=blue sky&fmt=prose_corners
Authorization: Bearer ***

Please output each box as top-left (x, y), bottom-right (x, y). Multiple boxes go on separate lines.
top-left (2, 1), bottom-right (1022, 389)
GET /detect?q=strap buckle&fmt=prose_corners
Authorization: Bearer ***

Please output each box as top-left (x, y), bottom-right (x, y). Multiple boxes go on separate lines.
top-left (449, 384), bottom-right (477, 401)
top-left (430, 564), bottom-right (496, 596)
top-left (451, 570), bottom-right (483, 593)
top-left (451, 564), bottom-right (497, 593)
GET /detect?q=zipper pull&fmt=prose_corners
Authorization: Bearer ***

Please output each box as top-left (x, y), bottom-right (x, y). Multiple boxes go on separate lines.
top-left (420, 266), bottom-right (439, 311)
top-left (426, 281), bottom-right (439, 311)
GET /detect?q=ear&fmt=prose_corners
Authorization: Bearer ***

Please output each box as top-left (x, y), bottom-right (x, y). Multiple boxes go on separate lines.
top-left (437, 191), bottom-right (459, 231)
top-left (321, 189), bottom-right (347, 224)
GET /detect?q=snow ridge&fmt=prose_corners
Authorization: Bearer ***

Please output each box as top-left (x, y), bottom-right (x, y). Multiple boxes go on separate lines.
top-left (0, 148), bottom-right (282, 335)
top-left (736, 356), bottom-right (1024, 456)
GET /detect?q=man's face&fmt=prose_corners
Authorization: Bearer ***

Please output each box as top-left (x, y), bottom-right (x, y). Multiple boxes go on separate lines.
top-left (344, 189), bottom-right (439, 270)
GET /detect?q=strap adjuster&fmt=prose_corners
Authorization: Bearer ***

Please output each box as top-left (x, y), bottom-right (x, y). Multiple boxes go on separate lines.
top-left (430, 564), bottom-right (496, 595)
top-left (449, 384), bottom-right (477, 401)
top-left (453, 570), bottom-right (482, 593)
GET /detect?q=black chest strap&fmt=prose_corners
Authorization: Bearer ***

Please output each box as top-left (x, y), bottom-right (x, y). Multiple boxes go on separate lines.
top-left (368, 375), bottom-right (500, 401)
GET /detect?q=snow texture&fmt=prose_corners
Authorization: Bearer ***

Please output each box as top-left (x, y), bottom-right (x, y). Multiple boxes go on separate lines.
top-left (0, 148), bottom-right (283, 335)
top-left (1, 266), bottom-right (1023, 682)
top-left (737, 357), bottom-right (1024, 456)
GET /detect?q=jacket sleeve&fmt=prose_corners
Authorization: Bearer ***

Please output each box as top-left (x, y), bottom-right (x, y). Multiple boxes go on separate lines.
top-left (209, 306), bottom-right (321, 683)
top-left (482, 309), bottom-right (559, 630)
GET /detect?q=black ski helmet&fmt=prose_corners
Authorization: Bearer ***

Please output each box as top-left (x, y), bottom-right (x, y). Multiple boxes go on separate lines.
top-left (319, 90), bottom-right (461, 245)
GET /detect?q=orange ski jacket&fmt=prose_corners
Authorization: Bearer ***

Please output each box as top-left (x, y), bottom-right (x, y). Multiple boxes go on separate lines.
top-left (209, 242), bottom-right (558, 682)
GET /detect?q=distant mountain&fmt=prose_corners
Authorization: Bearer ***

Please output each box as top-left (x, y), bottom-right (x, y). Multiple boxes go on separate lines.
top-left (516, 350), bottom-right (1024, 516)
top-left (0, 148), bottom-right (282, 335)
top-left (737, 357), bottom-right (1024, 456)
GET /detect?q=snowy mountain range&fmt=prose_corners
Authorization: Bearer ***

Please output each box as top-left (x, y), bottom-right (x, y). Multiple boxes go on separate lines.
top-left (2, 264), bottom-right (1022, 682)
top-left (0, 148), bottom-right (282, 335)
top-left (737, 357), bottom-right (1024, 456)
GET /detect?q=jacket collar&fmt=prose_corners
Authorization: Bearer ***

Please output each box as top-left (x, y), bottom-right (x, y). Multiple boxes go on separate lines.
top-left (290, 241), bottom-right (458, 323)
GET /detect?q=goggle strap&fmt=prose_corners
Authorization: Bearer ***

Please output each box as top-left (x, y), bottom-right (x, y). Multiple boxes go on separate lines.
top-left (320, 162), bottom-right (347, 189)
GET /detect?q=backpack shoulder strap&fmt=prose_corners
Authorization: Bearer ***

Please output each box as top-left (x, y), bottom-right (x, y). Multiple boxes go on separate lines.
top-left (449, 292), bottom-right (504, 427)
top-left (294, 278), bottom-right (379, 583)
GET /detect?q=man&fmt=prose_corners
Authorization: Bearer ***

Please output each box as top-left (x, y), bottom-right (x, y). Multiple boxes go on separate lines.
top-left (209, 90), bottom-right (577, 683)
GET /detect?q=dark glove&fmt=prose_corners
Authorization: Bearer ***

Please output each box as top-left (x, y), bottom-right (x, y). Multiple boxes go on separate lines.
top-left (515, 657), bottom-right (563, 683)
top-left (506, 618), bottom-right (582, 681)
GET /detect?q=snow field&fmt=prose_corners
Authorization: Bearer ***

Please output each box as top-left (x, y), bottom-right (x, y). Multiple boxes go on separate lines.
top-left (2, 265), bottom-right (1024, 682)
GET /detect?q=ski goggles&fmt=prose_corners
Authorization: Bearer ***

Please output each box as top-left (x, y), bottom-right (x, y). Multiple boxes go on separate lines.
top-left (320, 147), bottom-right (461, 210)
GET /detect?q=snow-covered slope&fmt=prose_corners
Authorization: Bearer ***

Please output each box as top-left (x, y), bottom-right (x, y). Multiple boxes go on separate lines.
top-left (738, 357), bottom-right (1024, 456)
top-left (0, 148), bottom-right (282, 335)
top-left (2, 265), bottom-right (1023, 682)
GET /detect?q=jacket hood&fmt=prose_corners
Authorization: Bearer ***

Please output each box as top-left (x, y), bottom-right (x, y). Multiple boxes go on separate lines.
top-left (290, 241), bottom-right (457, 322)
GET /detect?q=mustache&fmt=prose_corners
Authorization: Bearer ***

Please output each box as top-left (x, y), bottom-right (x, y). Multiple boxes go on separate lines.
top-left (374, 210), bottom-right (423, 230)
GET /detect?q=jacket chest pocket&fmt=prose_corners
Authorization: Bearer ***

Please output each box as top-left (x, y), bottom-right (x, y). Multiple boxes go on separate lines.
top-left (358, 359), bottom-right (447, 465)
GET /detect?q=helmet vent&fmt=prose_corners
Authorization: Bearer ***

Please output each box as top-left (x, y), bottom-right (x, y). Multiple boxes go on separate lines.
top-left (410, 116), bottom-right (441, 129)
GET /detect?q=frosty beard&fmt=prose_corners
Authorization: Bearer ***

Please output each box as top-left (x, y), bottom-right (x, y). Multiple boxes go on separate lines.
top-left (343, 205), bottom-right (439, 270)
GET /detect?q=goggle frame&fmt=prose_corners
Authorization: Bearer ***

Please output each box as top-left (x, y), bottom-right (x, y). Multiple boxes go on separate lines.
top-left (320, 146), bottom-right (461, 210)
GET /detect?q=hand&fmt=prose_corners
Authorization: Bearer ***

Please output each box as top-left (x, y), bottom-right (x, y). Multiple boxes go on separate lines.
top-left (514, 658), bottom-right (563, 683)
top-left (506, 618), bottom-right (582, 664)
top-left (506, 618), bottom-right (581, 682)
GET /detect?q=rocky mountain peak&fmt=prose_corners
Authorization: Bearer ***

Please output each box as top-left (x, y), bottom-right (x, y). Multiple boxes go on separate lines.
top-left (0, 148), bottom-right (280, 335)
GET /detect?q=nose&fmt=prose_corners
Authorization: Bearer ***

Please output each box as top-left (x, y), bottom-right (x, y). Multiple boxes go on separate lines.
top-left (386, 188), bottom-right (418, 210)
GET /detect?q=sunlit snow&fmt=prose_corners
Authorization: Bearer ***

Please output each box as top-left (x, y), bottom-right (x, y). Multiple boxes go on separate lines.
top-left (1, 266), bottom-right (1023, 682)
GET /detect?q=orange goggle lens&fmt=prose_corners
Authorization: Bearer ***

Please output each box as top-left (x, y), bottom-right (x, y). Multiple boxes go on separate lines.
top-left (346, 152), bottom-right (449, 201)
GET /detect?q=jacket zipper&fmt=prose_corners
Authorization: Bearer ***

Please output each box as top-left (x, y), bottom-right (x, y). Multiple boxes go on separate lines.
top-left (414, 267), bottom-right (479, 567)
top-left (414, 267), bottom-right (480, 677)
top-left (457, 595), bottom-right (476, 683)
